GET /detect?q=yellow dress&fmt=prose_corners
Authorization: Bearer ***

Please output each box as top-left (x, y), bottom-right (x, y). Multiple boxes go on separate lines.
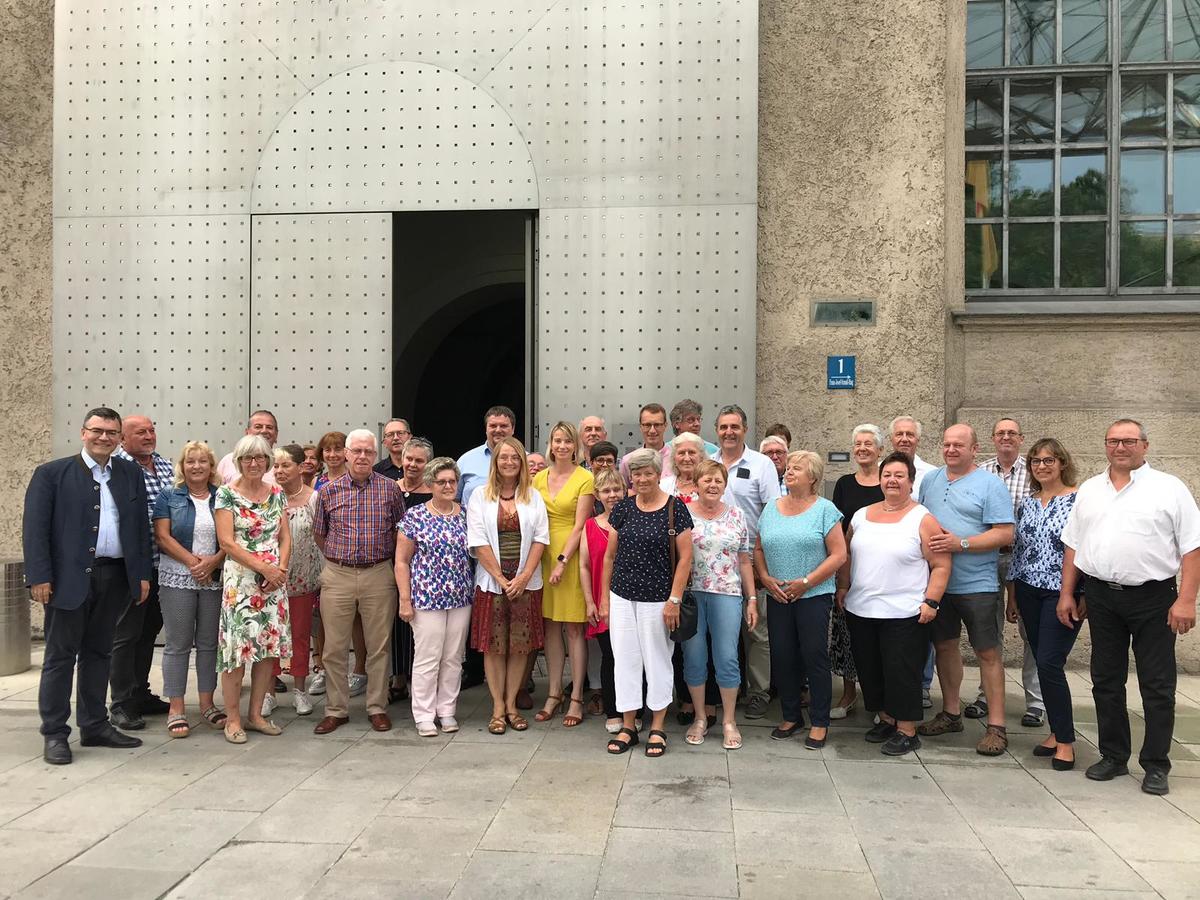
top-left (532, 465), bottom-right (595, 622)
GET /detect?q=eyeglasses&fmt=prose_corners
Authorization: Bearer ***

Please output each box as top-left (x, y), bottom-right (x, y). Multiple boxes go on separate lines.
top-left (384, 430), bottom-right (410, 439)
top-left (433, 478), bottom-right (458, 488)
top-left (1029, 457), bottom-right (1059, 467)
top-left (240, 455), bottom-right (268, 464)
top-left (641, 422), bottom-right (665, 431)
top-left (84, 427), bottom-right (120, 438)
top-left (1104, 438), bottom-right (1144, 448)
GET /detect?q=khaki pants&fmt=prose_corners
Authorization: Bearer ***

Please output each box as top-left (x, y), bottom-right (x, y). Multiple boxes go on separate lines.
top-left (319, 561), bottom-right (397, 719)
top-left (742, 593), bottom-right (771, 699)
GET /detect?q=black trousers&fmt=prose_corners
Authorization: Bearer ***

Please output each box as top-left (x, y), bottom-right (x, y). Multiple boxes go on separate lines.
top-left (596, 629), bottom-right (618, 719)
top-left (845, 610), bottom-right (928, 724)
top-left (1014, 580), bottom-right (1081, 744)
top-left (109, 574), bottom-right (162, 713)
top-left (39, 563), bottom-right (130, 739)
top-left (391, 617), bottom-right (414, 680)
top-left (1087, 577), bottom-right (1178, 773)
top-left (767, 593), bottom-right (833, 726)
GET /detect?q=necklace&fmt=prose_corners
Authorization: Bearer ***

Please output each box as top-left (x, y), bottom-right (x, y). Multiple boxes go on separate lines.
top-left (881, 500), bottom-right (911, 512)
top-left (500, 493), bottom-right (516, 501)
top-left (429, 501), bottom-right (457, 516)
top-left (283, 484), bottom-right (305, 500)
top-left (187, 488), bottom-right (209, 499)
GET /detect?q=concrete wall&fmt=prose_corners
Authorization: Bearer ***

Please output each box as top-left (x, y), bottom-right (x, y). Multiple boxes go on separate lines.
top-left (0, 0), bottom-right (54, 560)
top-left (757, 0), bottom-right (960, 467)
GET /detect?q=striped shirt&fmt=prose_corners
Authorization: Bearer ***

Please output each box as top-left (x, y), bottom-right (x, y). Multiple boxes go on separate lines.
top-left (115, 448), bottom-right (175, 566)
top-left (313, 472), bottom-right (405, 565)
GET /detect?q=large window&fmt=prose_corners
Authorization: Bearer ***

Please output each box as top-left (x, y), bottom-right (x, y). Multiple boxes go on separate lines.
top-left (966, 0), bottom-right (1200, 295)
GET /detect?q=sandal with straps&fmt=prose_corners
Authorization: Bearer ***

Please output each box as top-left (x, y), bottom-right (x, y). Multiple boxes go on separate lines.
top-left (200, 706), bottom-right (227, 728)
top-left (167, 714), bottom-right (190, 739)
top-left (505, 712), bottom-right (529, 731)
top-left (562, 695), bottom-right (585, 728)
top-left (488, 715), bottom-right (507, 735)
top-left (685, 719), bottom-right (708, 745)
top-left (645, 729), bottom-right (668, 758)
top-left (535, 693), bottom-right (563, 722)
top-left (607, 726), bottom-right (640, 755)
top-left (722, 722), bottom-right (743, 750)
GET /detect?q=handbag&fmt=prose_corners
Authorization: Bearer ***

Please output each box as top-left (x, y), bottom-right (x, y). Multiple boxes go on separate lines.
top-left (666, 496), bottom-right (699, 643)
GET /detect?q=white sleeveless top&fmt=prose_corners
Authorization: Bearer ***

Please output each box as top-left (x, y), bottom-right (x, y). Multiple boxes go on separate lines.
top-left (844, 504), bottom-right (931, 619)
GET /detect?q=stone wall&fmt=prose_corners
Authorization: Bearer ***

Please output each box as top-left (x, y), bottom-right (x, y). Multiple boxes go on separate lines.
top-left (0, 0), bottom-right (54, 561)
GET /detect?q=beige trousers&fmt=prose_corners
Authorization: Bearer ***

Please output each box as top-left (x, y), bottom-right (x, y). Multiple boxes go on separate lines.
top-left (319, 561), bottom-right (397, 718)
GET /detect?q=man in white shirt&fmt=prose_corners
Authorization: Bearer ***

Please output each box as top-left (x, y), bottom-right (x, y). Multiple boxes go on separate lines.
top-left (889, 415), bottom-right (936, 495)
top-left (217, 410), bottom-right (279, 485)
top-left (1060, 418), bottom-right (1200, 796)
top-left (712, 404), bottom-right (781, 719)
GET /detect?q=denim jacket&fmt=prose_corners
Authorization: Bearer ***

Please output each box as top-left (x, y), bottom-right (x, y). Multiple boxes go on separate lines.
top-left (151, 484), bottom-right (218, 551)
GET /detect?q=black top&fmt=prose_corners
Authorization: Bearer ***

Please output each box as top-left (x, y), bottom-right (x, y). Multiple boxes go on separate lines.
top-left (373, 458), bottom-right (403, 480)
top-left (609, 496), bottom-right (694, 603)
top-left (399, 487), bottom-right (434, 509)
top-left (831, 473), bottom-right (884, 534)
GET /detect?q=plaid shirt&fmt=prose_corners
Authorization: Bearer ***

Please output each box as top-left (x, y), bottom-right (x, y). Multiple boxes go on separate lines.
top-left (115, 448), bottom-right (175, 566)
top-left (313, 471), bottom-right (405, 564)
top-left (981, 455), bottom-right (1032, 558)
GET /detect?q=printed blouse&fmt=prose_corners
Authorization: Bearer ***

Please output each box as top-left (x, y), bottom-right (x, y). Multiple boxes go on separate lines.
top-left (1009, 492), bottom-right (1077, 591)
top-left (689, 505), bottom-right (750, 597)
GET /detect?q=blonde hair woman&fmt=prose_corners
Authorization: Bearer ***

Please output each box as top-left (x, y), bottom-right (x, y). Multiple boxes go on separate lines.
top-left (152, 441), bottom-right (226, 737)
top-left (466, 437), bottom-right (550, 734)
top-left (532, 422), bottom-right (595, 727)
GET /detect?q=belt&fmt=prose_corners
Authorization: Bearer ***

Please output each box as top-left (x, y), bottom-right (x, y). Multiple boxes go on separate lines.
top-left (329, 558), bottom-right (390, 569)
top-left (93, 556), bottom-right (125, 568)
top-left (1092, 576), bottom-right (1174, 592)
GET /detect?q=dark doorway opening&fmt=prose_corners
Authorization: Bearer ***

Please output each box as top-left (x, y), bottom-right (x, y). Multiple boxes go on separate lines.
top-left (392, 211), bottom-right (532, 460)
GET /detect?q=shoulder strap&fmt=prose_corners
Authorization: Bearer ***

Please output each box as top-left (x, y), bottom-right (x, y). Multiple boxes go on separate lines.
top-left (666, 495), bottom-right (677, 569)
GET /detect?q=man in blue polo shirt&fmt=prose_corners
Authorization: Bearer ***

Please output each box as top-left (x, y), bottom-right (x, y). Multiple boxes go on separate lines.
top-left (916, 424), bottom-right (1015, 756)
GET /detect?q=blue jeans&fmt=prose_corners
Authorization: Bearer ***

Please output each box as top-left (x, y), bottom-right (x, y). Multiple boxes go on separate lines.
top-left (922, 643), bottom-right (935, 690)
top-left (682, 591), bottom-right (743, 689)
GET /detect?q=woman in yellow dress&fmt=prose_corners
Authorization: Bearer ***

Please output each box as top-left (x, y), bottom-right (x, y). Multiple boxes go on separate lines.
top-left (532, 421), bottom-right (595, 726)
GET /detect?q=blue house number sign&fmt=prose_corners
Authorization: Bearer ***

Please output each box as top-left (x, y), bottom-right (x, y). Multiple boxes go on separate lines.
top-left (827, 355), bottom-right (856, 390)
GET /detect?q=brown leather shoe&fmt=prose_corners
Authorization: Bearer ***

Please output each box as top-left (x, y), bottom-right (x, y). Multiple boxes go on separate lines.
top-left (313, 715), bottom-right (349, 734)
top-left (369, 713), bottom-right (392, 732)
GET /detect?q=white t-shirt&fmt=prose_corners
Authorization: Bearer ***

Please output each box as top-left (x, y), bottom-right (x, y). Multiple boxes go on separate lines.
top-left (1060, 463), bottom-right (1200, 585)
top-left (844, 505), bottom-right (931, 618)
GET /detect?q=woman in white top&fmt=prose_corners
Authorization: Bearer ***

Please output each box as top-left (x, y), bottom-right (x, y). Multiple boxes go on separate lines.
top-left (466, 437), bottom-right (550, 735)
top-left (836, 451), bottom-right (951, 757)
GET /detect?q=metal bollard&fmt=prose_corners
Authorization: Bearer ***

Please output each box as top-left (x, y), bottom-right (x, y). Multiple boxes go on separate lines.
top-left (0, 559), bottom-right (32, 676)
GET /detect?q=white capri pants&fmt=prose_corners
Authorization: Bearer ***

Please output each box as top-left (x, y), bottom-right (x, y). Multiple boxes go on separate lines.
top-left (609, 592), bottom-right (674, 713)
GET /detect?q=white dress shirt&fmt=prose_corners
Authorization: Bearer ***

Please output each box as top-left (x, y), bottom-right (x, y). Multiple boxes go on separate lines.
top-left (1061, 463), bottom-right (1200, 585)
top-left (912, 453), bottom-right (936, 497)
top-left (709, 445), bottom-right (781, 540)
top-left (82, 449), bottom-right (124, 558)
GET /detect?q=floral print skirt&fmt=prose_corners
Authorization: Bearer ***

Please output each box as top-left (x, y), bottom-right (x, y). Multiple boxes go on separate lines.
top-left (829, 605), bottom-right (857, 681)
top-left (217, 558), bottom-right (292, 672)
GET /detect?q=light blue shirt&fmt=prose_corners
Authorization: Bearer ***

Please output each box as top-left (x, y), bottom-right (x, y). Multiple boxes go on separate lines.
top-left (757, 497), bottom-right (843, 596)
top-left (919, 466), bottom-right (1014, 594)
top-left (456, 443), bottom-right (493, 508)
top-left (83, 449), bottom-right (124, 559)
top-left (710, 445), bottom-right (782, 540)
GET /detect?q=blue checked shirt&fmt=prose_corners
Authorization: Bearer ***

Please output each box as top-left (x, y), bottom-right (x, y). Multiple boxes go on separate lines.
top-left (116, 448), bottom-right (175, 566)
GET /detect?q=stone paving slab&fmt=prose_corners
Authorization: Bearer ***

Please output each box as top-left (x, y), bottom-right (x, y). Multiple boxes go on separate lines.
top-left (1, 650), bottom-right (1199, 898)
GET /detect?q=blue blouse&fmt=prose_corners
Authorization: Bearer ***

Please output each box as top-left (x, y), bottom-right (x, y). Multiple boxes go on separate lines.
top-left (756, 497), bottom-right (843, 597)
top-left (1008, 493), bottom-right (1077, 591)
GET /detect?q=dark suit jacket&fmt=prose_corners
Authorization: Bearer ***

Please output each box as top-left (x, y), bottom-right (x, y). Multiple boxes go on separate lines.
top-left (23, 453), bottom-right (152, 610)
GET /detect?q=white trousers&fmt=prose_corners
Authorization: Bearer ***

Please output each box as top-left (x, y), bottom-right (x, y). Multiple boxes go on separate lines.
top-left (609, 593), bottom-right (674, 713)
top-left (410, 606), bottom-right (472, 724)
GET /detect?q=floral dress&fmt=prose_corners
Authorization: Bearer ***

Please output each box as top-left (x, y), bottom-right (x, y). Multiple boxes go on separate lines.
top-left (216, 484), bottom-right (292, 671)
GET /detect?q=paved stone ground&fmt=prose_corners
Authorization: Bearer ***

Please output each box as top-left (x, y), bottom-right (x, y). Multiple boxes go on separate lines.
top-left (2, 648), bottom-right (1199, 900)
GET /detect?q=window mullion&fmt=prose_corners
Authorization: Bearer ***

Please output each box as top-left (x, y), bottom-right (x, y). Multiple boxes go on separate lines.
top-left (1055, 74), bottom-right (1064, 287)
top-left (1110, 0), bottom-right (1122, 293)
top-left (1167, 70), bottom-right (1175, 285)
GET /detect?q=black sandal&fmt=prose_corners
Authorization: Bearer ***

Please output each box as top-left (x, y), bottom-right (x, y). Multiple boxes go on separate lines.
top-left (607, 727), bottom-right (640, 755)
top-left (645, 729), bottom-right (668, 758)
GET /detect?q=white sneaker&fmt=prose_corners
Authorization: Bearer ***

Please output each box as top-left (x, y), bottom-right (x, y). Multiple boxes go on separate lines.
top-left (261, 694), bottom-right (277, 716)
top-left (293, 691), bottom-right (313, 716)
top-left (349, 673), bottom-right (367, 697)
top-left (308, 671), bottom-right (326, 695)
top-left (440, 716), bottom-right (459, 733)
top-left (416, 720), bottom-right (439, 737)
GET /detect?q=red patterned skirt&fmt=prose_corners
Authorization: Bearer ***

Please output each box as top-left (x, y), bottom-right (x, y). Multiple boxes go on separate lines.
top-left (470, 558), bottom-right (544, 654)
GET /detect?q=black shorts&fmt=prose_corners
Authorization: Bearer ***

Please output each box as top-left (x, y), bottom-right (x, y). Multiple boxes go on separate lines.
top-left (929, 592), bottom-right (1002, 652)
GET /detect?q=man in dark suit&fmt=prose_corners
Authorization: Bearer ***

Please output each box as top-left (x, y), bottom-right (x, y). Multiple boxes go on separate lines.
top-left (24, 407), bottom-right (152, 764)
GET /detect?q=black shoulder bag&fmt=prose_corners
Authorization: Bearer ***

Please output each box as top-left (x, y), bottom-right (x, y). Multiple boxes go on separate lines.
top-left (666, 496), bottom-right (698, 642)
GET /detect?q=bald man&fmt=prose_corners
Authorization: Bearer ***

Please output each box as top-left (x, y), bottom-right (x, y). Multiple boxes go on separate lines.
top-left (110, 415), bottom-right (176, 729)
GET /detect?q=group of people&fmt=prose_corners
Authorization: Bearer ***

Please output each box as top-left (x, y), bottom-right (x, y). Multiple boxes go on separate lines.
top-left (24, 402), bottom-right (1199, 796)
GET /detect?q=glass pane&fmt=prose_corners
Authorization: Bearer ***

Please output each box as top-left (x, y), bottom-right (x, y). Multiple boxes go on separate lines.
top-left (1063, 0), bottom-right (1109, 62)
top-left (1011, 0), bottom-right (1057, 65)
top-left (1175, 74), bottom-right (1200, 139)
top-left (1062, 77), bottom-right (1108, 142)
top-left (1175, 148), bottom-right (1200, 212)
top-left (1009, 223), bottom-right (1055, 287)
top-left (966, 153), bottom-right (1003, 217)
top-left (1010, 79), bottom-right (1055, 144)
top-left (1061, 151), bottom-right (1108, 214)
top-left (1061, 222), bottom-right (1108, 287)
top-left (1120, 149), bottom-right (1166, 213)
top-left (1174, 221), bottom-right (1200, 284)
top-left (1122, 0), bottom-right (1167, 61)
top-left (1120, 221), bottom-right (1167, 286)
top-left (1175, 0), bottom-right (1200, 59)
top-left (1121, 75), bottom-right (1168, 141)
top-left (965, 223), bottom-right (1003, 289)
top-left (968, 1), bottom-right (1005, 68)
top-left (1010, 154), bottom-right (1055, 216)
top-left (966, 79), bottom-right (1004, 145)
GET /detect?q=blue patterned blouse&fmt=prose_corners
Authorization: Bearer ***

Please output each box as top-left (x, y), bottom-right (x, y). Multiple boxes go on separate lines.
top-left (397, 502), bottom-right (474, 610)
top-left (1008, 493), bottom-right (1077, 591)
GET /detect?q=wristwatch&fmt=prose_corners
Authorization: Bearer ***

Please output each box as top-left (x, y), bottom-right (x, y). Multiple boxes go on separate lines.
top-left (959, 538), bottom-right (970, 551)
top-left (668, 596), bottom-right (682, 606)
top-left (556, 553), bottom-right (567, 563)
top-left (801, 575), bottom-right (810, 587)
top-left (923, 598), bottom-right (942, 610)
